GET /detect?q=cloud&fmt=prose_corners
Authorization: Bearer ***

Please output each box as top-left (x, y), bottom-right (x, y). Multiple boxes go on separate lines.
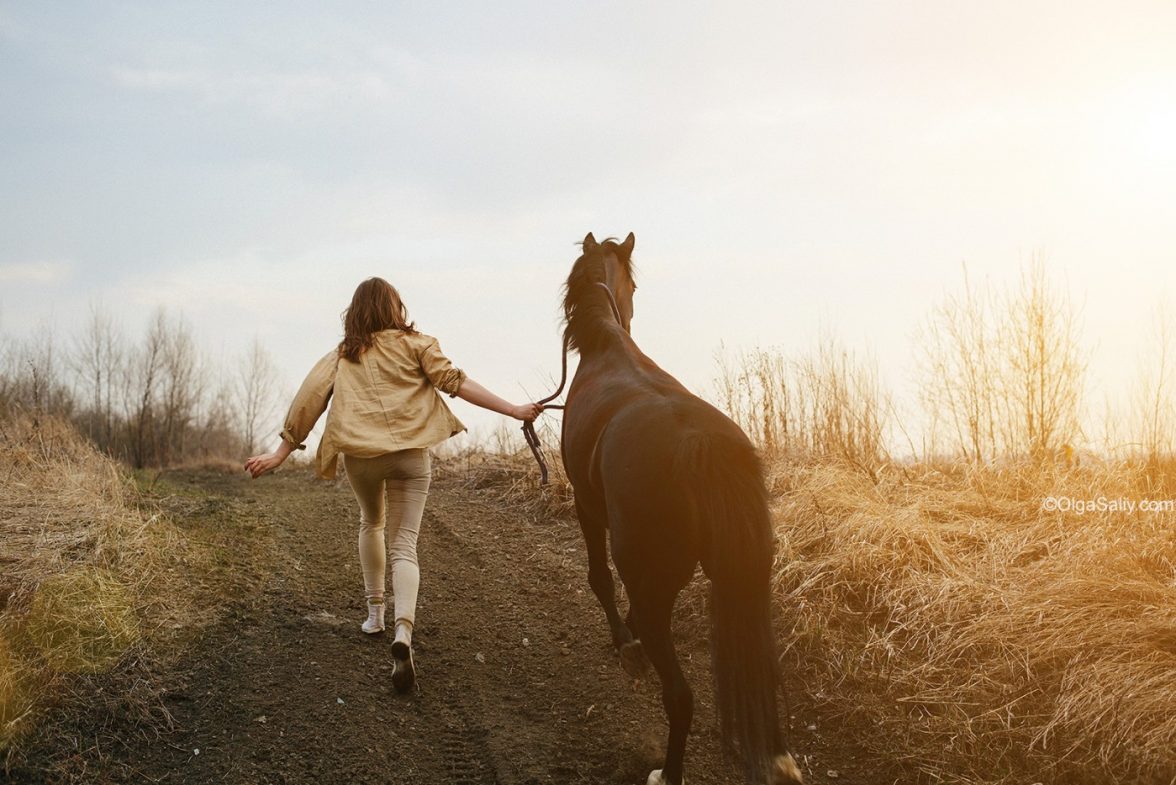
top-left (109, 63), bottom-right (400, 118)
top-left (0, 261), bottom-right (71, 284)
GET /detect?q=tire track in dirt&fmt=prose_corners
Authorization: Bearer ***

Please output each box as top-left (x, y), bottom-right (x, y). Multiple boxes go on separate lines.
top-left (407, 484), bottom-right (730, 785)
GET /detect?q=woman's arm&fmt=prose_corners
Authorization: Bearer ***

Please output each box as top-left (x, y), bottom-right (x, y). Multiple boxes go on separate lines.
top-left (455, 378), bottom-right (541, 421)
top-left (418, 337), bottom-right (540, 421)
top-left (244, 350), bottom-right (337, 479)
top-left (244, 438), bottom-right (295, 479)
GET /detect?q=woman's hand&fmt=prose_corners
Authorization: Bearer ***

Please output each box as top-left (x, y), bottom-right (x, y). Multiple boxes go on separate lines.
top-left (245, 440), bottom-right (295, 479)
top-left (511, 402), bottom-right (543, 422)
top-left (454, 379), bottom-right (542, 422)
top-left (244, 452), bottom-right (284, 478)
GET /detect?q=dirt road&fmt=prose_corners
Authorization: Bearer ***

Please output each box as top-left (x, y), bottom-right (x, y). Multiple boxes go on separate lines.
top-left (13, 467), bottom-right (882, 785)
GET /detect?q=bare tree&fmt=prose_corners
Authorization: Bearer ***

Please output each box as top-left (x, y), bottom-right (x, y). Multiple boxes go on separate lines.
top-left (1, 326), bottom-right (73, 417)
top-left (237, 337), bottom-right (280, 454)
top-left (998, 257), bottom-right (1085, 460)
top-left (199, 374), bottom-right (243, 459)
top-left (123, 309), bottom-right (168, 468)
top-left (920, 258), bottom-right (1085, 464)
top-left (158, 315), bottom-right (205, 466)
top-left (918, 264), bottom-right (1000, 463)
top-left (71, 302), bottom-right (124, 448)
top-left (0, 327), bottom-right (15, 413)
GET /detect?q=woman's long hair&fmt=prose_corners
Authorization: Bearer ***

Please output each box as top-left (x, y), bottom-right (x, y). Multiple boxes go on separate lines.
top-left (338, 277), bottom-right (416, 362)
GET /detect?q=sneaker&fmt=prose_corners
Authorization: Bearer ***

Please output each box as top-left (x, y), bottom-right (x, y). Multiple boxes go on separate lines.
top-left (361, 599), bottom-right (385, 634)
top-left (391, 622), bottom-right (415, 693)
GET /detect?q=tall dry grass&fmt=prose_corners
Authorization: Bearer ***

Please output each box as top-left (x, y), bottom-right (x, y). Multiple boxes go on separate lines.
top-left (770, 456), bottom-right (1176, 784)
top-left (714, 336), bottom-right (891, 475)
top-left (457, 260), bottom-right (1176, 782)
top-left (0, 412), bottom-right (189, 770)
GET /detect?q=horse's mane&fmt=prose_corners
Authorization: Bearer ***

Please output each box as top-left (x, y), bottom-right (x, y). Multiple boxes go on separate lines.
top-left (561, 239), bottom-right (635, 353)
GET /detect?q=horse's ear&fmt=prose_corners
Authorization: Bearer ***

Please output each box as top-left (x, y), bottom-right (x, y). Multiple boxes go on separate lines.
top-left (619, 232), bottom-right (635, 258)
top-left (582, 232), bottom-right (598, 252)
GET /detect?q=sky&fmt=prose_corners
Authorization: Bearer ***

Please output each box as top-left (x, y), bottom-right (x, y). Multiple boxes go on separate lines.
top-left (1, 1), bottom-right (1174, 450)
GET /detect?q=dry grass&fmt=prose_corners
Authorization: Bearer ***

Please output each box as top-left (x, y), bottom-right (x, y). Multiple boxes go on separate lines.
top-left (435, 418), bottom-right (577, 525)
top-left (714, 338), bottom-right (891, 474)
top-left (771, 456), bottom-right (1176, 784)
top-left (0, 412), bottom-right (189, 770)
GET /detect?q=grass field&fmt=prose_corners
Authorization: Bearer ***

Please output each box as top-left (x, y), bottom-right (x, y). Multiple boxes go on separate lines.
top-left (4, 403), bottom-right (1175, 783)
top-left (770, 457), bottom-right (1176, 784)
top-left (0, 414), bottom-right (194, 772)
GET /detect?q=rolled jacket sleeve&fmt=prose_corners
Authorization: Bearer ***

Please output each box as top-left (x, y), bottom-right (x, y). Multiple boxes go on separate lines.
top-left (418, 337), bottom-right (467, 398)
top-left (279, 350), bottom-right (338, 448)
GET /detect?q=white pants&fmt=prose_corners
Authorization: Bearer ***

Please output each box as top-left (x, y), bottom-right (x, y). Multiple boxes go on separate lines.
top-left (342, 449), bottom-right (431, 627)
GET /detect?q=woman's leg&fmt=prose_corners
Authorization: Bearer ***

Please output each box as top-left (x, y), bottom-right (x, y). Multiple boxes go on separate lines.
top-left (342, 454), bottom-right (388, 604)
top-left (383, 449), bottom-right (432, 629)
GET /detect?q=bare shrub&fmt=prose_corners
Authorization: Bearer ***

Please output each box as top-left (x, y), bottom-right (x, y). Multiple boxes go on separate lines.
top-left (435, 418), bottom-right (576, 524)
top-left (919, 257), bottom-right (1085, 464)
top-left (196, 376), bottom-right (246, 463)
top-left (795, 338), bottom-right (889, 471)
top-left (918, 264), bottom-right (1001, 463)
top-left (1131, 307), bottom-right (1175, 477)
top-left (122, 310), bottom-right (167, 469)
top-left (999, 257), bottom-right (1085, 460)
top-left (156, 315), bottom-right (205, 466)
top-left (713, 336), bottom-right (890, 473)
top-left (0, 328), bottom-right (73, 418)
top-left (715, 343), bottom-right (793, 453)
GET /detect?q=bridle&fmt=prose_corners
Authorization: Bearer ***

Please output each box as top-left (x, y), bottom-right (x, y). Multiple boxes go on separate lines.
top-left (595, 280), bottom-right (623, 325)
top-left (522, 281), bottom-right (622, 485)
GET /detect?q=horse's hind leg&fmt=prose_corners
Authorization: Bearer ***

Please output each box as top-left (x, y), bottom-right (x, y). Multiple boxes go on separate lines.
top-left (631, 583), bottom-right (692, 785)
top-left (619, 605), bottom-right (650, 677)
top-left (576, 506), bottom-right (640, 661)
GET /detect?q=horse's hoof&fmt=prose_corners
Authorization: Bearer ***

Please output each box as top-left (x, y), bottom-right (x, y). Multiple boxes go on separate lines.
top-left (646, 769), bottom-right (675, 785)
top-left (771, 753), bottom-right (803, 784)
top-left (619, 639), bottom-right (649, 677)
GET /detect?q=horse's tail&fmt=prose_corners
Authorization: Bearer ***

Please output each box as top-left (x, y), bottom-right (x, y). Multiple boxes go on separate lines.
top-left (674, 430), bottom-right (803, 785)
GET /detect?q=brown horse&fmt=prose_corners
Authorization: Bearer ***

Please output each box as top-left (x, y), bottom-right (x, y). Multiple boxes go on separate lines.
top-left (559, 233), bottom-right (803, 785)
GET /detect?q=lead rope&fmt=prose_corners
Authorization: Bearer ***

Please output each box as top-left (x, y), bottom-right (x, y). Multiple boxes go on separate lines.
top-left (521, 332), bottom-right (567, 486)
top-left (524, 282), bottom-right (621, 485)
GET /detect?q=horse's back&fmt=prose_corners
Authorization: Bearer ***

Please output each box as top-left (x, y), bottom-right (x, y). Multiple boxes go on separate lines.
top-left (597, 391), bottom-right (766, 580)
top-left (602, 389), bottom-right (758, 485)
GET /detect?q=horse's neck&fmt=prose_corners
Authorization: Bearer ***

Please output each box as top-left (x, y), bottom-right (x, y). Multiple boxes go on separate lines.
top-left (567, 318), bottom-right (614, 355)
top-left (576, 330), bottom-right (689, 400)
top-left (575, 330), bottom-right (649, 383)
top-left (573, 317), bottom-right (631, 359)
top-left (568, 281), bottom-right (625, 345)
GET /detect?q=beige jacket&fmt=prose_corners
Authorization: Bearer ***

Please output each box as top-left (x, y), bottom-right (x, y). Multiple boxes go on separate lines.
top-left (279, 330), bottom-right (467, 479)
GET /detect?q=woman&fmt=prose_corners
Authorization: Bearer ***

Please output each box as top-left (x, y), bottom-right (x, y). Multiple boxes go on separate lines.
top-left (244, 277), bottom-right (540, 693)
